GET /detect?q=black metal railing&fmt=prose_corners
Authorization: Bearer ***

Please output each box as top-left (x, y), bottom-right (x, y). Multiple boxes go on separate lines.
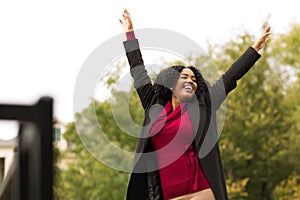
top-left (0, 97), bottom-right (53, 200)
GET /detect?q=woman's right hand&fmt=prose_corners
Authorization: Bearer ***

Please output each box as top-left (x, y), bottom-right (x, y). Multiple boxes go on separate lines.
top-left (119, 9), bottom-right (133, 33)
top-left (251, 26), bottom-right (271, 52)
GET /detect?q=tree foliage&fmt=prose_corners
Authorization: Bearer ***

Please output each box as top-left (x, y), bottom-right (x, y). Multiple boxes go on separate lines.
top-left (210, 25), bottom-right (300, 199)
top-left (54, 85), bottom-right (143, 199)
top-left (54, 23), bottom-right (300, 199)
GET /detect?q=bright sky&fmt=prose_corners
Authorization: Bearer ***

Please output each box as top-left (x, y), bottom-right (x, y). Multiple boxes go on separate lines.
top-left (0, 0), bottom-right (299, 140)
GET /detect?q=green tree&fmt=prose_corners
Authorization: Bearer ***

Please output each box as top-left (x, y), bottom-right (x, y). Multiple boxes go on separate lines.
top-left (55, 92), bottom-right (143, 199)
top-left (205, 29), bottom-right (295, 199)
top-left (54, 59), bottom-right (144, 199)
top-left (273, 174), bottom-right (300, 199)
top-left (271, 23), bottom-right (300, 199)
top-left (272, 22), bottom-right (300, 75)
top-left (54, 23), bottom-right (300, 200)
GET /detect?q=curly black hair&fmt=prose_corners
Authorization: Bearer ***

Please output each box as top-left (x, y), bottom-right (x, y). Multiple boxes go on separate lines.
top-left (153, 65), bottom-right (208, 101)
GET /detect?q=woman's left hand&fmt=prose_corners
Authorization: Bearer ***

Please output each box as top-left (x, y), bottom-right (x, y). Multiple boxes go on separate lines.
top-left (252, 26), bottom-right (271, 52)
top-left (119, 9), bottom-right (133, 33)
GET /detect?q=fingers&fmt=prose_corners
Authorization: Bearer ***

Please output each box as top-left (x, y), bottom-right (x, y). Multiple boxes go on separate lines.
top-left (264, 26), bottom-right (271, 37)
top-left (119, 9), bottom-right (130, 25)
top-left (120, 9), bottom-right (131, 22)
top-left (124, 8), bottom-right (129, 16)
top-left (259, 26), bottom-right (271, 45)
top-left (265, 26), bottom-right (271, 33)
top-left (122, 8), bottom-right (130, 19)
top-left (119, 8), bottom-right (133, 32)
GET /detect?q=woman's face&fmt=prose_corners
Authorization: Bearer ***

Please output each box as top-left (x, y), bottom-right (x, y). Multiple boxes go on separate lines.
top-left (172, 68), bottom-right (198, 102)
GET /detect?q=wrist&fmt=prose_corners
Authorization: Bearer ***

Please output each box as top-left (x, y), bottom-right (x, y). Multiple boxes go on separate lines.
top-left (126, 31), bottom-right (136, 40)
top-left (251, 44), bottom-right (260, 52)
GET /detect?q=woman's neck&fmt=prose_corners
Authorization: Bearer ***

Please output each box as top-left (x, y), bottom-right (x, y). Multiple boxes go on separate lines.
top-left (171, 95), bottom-right (181, 111)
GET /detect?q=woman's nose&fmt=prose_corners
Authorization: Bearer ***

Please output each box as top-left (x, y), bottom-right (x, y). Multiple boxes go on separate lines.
top-left (187, 77), bottom-right (193, 83)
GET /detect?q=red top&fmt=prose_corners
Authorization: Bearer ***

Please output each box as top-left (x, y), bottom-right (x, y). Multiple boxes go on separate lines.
top-left (149, 101), bottom-right (210, 199)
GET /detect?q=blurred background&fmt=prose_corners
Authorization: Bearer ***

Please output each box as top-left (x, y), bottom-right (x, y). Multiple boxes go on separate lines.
top-left (1, 0), bottom-right (300, 199)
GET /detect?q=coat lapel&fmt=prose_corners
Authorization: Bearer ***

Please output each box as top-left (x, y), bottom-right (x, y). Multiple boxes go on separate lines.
top-left (188, 93), bottom-right (210, 154)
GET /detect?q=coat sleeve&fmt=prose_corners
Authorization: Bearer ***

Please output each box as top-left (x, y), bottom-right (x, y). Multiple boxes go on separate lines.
top-left (123, 39), bottom-right (155, 110)
top-left (209, 47), bottom-right (261, 109)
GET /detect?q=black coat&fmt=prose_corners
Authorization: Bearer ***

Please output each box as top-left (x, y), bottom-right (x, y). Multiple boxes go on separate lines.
top-left (123, 39), bottom-right (261, 200)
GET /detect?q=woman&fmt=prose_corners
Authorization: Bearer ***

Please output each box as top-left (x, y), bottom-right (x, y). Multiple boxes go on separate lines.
top-left (119, 9), bottom-right (270, 200)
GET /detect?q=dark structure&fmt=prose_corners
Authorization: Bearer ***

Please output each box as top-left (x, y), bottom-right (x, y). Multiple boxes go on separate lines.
top-left (0, 97), bottom-right (53, 200)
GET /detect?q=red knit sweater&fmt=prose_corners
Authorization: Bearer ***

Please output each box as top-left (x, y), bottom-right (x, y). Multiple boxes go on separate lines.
top-left (149, 101), bottom-right (210, 199)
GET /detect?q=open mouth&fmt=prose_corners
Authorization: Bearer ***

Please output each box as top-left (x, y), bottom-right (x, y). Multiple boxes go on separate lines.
top-left (183, 85), bottom-right (193, 93)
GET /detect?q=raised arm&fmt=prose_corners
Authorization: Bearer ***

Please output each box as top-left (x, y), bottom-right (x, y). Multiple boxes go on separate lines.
top-left (119, 9), bottom-right (155, 110)
top-left (209, 26), bottom-right (271, 109)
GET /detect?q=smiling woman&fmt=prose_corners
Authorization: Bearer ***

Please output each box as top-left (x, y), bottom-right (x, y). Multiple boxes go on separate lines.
top-left (153, 65), bottom-right (207, 111)
top-left (171, 67), bottom-right (200, 109)
top-left (119, 8), bottom-right (270, 200)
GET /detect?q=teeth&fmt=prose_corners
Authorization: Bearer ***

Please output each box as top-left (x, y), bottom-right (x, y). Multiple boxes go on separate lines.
top-left (184, 85), bottom-right (192, 90)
